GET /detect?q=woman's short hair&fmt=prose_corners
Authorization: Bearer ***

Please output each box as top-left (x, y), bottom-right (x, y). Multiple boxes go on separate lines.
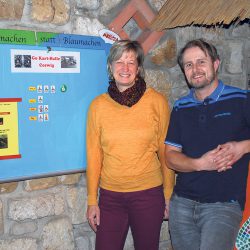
top-left (178, 39), bottom-right (220, 72)
top-left (107, 40), bottom-right (145, 80)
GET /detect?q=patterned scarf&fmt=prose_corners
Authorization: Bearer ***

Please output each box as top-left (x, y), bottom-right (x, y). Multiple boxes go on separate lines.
top-left (108, 78), bottom-right (146, 107)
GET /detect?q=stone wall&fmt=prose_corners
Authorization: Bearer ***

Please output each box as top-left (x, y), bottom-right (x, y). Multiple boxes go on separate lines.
top-left (0, 0), bottom-right (249, 249)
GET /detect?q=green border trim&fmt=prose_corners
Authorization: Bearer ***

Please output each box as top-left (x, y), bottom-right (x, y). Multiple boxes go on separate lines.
top-left (36, 32), bottom-right (60, 47)
top-left (0, 29), bottom-right (36, 45)
top-left (0, 29), bottom-right (109, 52)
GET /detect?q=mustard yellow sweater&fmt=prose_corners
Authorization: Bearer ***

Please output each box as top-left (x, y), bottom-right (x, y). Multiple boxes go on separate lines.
top-left (86, 87), bottom-right (175, 205)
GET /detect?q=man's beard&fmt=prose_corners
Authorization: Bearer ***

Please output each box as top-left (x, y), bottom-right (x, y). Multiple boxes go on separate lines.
top-left (188, 71), bottom-right (216, 90)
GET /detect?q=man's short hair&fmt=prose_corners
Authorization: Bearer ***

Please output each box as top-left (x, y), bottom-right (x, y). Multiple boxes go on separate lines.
top-left (178, 39), bottom-right (220, 72)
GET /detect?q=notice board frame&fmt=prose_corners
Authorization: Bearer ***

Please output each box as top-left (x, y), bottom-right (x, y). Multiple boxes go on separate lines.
top-left (0, 29), bottom-right (111, 183)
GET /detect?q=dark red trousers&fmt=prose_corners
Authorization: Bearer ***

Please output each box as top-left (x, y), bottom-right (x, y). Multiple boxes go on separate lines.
top-left (95, 186), bottom-right (165, 250)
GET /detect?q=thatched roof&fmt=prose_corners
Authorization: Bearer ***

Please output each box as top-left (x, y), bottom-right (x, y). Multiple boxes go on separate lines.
top-left (150, 0), bottom-right (250, 30)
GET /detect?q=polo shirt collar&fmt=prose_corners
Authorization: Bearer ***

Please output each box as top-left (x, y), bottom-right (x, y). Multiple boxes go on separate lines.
top-left (190, 80), bottom-right (225, 103)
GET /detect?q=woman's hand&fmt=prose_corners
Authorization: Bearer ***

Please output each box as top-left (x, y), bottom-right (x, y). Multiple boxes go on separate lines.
top-left (164, 199), bottom-right (170, 220)
top-left (86, 205), bottom-right (100, 232)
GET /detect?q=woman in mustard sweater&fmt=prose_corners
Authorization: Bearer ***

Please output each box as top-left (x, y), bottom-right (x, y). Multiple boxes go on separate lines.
top-left (86, 40), bottom-right (174, 250)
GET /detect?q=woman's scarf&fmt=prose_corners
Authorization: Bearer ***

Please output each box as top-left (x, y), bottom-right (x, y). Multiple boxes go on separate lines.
top-left (108, 78), bottom-right (146, 107)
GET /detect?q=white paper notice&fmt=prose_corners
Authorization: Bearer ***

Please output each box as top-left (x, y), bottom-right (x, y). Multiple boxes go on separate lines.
top-left (11, 49), bottom-right (80, 73)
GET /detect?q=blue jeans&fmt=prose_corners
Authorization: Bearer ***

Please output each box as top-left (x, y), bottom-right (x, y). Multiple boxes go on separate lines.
top-left (169, 193), bottom-right (242, 250)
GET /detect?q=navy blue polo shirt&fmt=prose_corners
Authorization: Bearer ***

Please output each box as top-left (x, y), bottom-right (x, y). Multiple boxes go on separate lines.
top-left (165, 80), bottom-right (250, 209)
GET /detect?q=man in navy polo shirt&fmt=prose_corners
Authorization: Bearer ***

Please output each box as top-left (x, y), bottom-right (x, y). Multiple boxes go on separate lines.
top-left (165, 39), bottom-right (250, 250)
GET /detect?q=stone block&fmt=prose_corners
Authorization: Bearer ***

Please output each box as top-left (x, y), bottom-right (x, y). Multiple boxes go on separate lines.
top-left (31, 0), bottom-right (54, 22)
top-left (89, 234), bottom-right (96, 250)
top-left (175, 27), bottom-right (196, 50)
top-left (75, 236), bottom-right (91, 250)
top-left (9, 194), bottom-right (58, 220)
top-left (232, 23), bottom-right (250, 38)
top-left (160, 220), bottom-right (170, 241)
top-left (31, 0), bottom-right (69, 24)
top-left (124, 228), bottom-right (134, 249)
top-left (66, 186), bottom-right (87, 224)
top-left (76, 0), bottom-right (100, 10)
top-left (150, 38), bottom-right (177, 68)
top-left (225, 42), bottom-right (243, 74)
top-left (0, 201), bottom-right (3, 235)
top-left (72, 17), bottom-right (105, 36)
top-left (12, 221), bottom-right (38, 236)
top-left (0, 182), bottom-right (18, 194)
top-left (196, 27), bottom-right (225, 42)
top-left (58, 173), bottom-right (82, 185)
top-left (148, 0), bottom-right (167, 11)
top-left (51, 0), bottom-right (69, 25)
top-left (145, 69), bottom-right (172, 100)
top-left (41, 217), bottom-right (75, 250)
top-left (24, 177), bottom-right (58, 191)
top-left (0, 238), bottom-right (37, 250)
top-left (99, 0), bottom-right (122, 15)
top-left (0, 0), bottom-right (24, 20)
top-left (54, 189), bottom-right (66, 215)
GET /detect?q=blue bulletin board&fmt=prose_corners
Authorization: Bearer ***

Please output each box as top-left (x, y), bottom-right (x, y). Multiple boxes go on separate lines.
top-left (0, 30), bottom-right (111, 182)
